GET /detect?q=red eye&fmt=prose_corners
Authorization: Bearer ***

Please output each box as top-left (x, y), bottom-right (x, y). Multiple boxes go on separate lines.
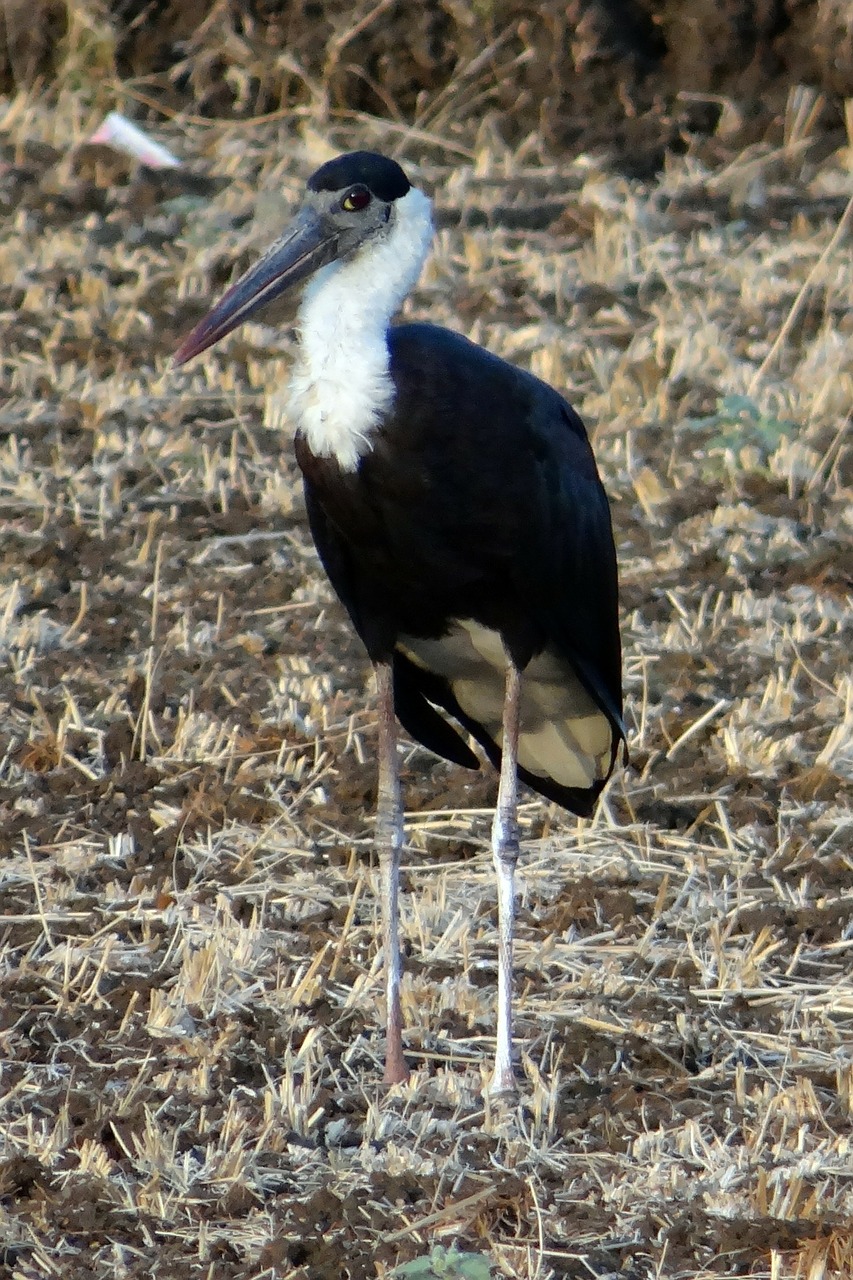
top-left (341, 185), bottom-right (371, 212)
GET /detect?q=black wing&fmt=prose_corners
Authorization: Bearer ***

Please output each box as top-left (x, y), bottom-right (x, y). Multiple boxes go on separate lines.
top-left (386, 324), bottom-right (625, 763)
top-left (523, 397), bottom-right (624, 736)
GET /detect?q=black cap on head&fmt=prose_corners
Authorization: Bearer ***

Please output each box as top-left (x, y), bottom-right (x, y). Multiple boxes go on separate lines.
top-left (307, 151), bottom-right (411, 202)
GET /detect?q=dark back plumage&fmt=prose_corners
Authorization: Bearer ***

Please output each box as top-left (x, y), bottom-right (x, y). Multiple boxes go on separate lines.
top-left (295, 323), bottom-right (624, 814)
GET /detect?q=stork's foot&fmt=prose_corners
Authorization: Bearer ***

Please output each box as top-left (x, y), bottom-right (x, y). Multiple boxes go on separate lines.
top-left (487, 1062), bottom-right (519, 1097)
top-left (383, 1023), bottom-right (410, 1085)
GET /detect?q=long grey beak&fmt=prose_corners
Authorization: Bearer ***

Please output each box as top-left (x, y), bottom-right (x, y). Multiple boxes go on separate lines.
top-left (174, 209), bottom-right (338, 365)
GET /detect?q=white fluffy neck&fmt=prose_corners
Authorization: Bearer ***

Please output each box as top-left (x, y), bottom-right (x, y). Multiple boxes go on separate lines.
top-left (289, 187), bottom-right (433, 471)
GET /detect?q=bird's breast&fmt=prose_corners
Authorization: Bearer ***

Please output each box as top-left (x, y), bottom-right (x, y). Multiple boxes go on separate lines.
top-left (289, 313), bottom-right (394, 472)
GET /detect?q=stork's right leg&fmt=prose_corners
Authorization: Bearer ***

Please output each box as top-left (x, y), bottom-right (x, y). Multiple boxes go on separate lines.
top-left (374, 660), bottom-right (408, 1084)
top-left (489, 659), bottom-right (522, 1095)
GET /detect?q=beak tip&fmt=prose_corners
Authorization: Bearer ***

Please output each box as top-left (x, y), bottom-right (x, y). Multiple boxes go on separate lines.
top-left (172, 332), bottom-right (204, 367)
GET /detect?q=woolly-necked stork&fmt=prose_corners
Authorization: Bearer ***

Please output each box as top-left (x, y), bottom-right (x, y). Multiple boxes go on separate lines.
top-left (175, 151), bottom-right (625, 1093)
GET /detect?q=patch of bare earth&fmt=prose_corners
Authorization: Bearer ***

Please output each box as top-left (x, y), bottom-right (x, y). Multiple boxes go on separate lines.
top-left (0, 80), bottom-right (852, 1280)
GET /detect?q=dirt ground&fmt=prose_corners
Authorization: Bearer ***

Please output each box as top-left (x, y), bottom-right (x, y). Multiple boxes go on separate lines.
top-left (1, 6), bottom-right (852, 1279)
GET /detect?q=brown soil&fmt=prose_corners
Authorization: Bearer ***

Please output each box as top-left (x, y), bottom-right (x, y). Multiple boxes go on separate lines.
top-left (0, 8), bottom-right (852, 1280)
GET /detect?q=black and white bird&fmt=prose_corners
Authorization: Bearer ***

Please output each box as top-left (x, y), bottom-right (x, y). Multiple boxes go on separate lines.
top-left (175, 151), bottom-right (624, 1093)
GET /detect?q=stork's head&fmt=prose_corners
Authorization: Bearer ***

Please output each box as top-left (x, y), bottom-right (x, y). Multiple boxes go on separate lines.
top-left (174, 151), bottom-right (431, 365)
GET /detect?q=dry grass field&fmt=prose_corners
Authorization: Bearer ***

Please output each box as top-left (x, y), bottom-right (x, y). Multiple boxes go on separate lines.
top-left (0, 35), bottom-right (852, 1280)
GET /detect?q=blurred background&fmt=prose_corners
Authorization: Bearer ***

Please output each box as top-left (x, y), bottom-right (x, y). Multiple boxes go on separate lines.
top-left (2, 0), bottom-right (852, 162)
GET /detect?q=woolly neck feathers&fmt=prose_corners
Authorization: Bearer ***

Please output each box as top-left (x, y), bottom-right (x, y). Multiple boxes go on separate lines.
top-left (289, 187), bottom-right (433, 472)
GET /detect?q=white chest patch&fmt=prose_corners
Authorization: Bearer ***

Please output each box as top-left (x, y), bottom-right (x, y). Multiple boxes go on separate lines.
top-left (289, 187), bottom-right (433, 472)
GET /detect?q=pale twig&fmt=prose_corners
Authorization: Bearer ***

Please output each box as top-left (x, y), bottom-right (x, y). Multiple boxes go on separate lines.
top-left (748, 191), bottom-right (853, 394)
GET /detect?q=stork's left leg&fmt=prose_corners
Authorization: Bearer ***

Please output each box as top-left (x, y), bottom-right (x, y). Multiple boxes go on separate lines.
top-left (374, 660), bottom-right (409, 1085)
top-left (489, 658), bottom-right (522, 1095)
